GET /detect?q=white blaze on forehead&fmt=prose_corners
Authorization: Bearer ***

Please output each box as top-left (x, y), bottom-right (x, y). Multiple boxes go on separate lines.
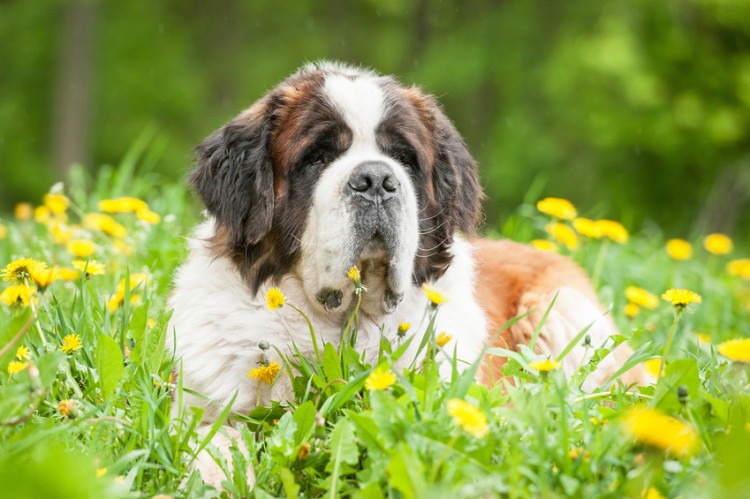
top-left (323, 75), bottom-right (385, 144)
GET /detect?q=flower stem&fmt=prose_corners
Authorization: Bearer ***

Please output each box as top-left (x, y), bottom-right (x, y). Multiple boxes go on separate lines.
top-left (659, 308), bottom-right (683, 379)
top-left (591, 240), bottom-right (609, 290)
top-left (289, 303), bottom-right (321, 364)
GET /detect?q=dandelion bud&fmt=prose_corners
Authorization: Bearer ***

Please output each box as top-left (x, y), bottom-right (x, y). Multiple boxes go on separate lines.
top-left (258, 340), bottom-right (270, 351)
top-left (583, 334), bottom-right (592, 347)
top-left (297, 442), bottom-right (311, 461)
top-left (677, 384), bottom-right (689, 405)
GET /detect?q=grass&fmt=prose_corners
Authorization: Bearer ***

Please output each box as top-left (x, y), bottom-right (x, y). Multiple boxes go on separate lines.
top-left (0, 154), bottom-right (749, 498)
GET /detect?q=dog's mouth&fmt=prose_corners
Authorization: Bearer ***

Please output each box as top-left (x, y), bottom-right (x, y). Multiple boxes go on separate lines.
top-left (315, 232), bottom-right (404, 314)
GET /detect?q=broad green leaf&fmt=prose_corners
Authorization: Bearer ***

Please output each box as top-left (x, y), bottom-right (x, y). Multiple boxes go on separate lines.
top-left (292, 400), bottom-right (316, 445)
top-left (327, 419), bottom-right (358, 498)
top-left (323, 342), bottom-right (343, 383)
top-left (280, 467), bottom-right (300, 498)
top-left (126, 303), bottom-right (149, 364)
top-left (387, 443), bottom-right (426, 499)
top-left (96, 334), bottom-right (124, 400)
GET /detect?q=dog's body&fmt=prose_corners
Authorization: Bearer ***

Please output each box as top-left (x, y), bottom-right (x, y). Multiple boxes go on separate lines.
top-left (168, 61), bottom-right (645, 487)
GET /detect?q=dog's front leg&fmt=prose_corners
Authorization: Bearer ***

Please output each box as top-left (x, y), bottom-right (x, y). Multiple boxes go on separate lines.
top-left (192, 424), bottom-right (256, 491)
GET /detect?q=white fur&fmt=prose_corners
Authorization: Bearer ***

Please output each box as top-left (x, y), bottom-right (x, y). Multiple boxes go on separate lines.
top-left (167, 222), bottom-right (486, 420)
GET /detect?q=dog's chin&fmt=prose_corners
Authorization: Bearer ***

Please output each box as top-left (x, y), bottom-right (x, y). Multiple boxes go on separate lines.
top-left (312, 233), bottom-right (408, 317)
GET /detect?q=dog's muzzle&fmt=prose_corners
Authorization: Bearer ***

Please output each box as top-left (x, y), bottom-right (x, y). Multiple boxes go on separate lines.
top-left (314, 160), bottom-right (406, 313)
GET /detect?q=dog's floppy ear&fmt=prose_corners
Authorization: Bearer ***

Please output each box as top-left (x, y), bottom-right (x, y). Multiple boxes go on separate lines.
top-left (432, 108), bottom-right (483, 236)
top-left (410, 90), bottom-right (484, 284)
top-left (189, 101), bottom-right (274, 246)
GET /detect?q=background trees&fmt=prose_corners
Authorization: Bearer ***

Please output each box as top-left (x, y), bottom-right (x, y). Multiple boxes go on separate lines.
top-left (1, 0), bottom-right (748, 238)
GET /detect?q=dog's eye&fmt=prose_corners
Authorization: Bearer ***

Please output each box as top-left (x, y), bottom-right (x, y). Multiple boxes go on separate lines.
top-left (397, 150), bottom-right (418, 170)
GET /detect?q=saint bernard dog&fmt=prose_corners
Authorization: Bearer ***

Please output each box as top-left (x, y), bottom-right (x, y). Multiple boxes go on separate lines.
top-left (168, 61), bottom-right (647, 485)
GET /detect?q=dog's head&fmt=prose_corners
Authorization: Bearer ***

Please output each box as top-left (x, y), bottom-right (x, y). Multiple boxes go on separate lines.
top-left (190, 62), bottom-right (483, 315)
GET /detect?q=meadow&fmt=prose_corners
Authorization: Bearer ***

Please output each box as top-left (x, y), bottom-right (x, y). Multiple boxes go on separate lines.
top-left (1, 154), bottom-right (749, 498)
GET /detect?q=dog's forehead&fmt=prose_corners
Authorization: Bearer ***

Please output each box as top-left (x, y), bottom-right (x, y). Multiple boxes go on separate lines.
top-left (322, 74), bottom-right (385, 142)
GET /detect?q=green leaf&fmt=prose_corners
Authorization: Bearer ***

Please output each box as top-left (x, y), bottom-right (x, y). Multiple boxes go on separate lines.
top-left (147, 309), bottom-right (172, 373)
top-left (387, 443), bottom-right (426, 499)
top-left (327, 419), bottom-right (359, 498)
top-left (292, 400), bottom-right (316, 445)
top-left (323, 342), bottom-right (343, 383)
top-left (652, 358), bottom-right (700, 413)
top-left (280, 467), bottom-right (300, 498)
top-left (126, 303), bottom-right (149, 364)
top-left (96, 334), bottom-right (124, 400)
top-left (0, 308), bottom-right (33, 369)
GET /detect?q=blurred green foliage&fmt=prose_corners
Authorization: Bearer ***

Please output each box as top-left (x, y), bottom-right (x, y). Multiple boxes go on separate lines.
top-left (1, 0), bottom-right (749, 237)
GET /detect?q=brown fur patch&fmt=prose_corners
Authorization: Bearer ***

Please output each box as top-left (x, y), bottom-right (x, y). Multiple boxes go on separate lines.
top-left (472, 238), bottom-right (648, 386)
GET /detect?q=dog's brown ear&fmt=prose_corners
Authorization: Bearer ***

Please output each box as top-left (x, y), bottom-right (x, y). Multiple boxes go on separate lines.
top-left (189, 101), bottom-right (275, 246)
top-left (406, 89), bottom-right (484, 285)
top-left (432, 107), bottom-right (483, 236)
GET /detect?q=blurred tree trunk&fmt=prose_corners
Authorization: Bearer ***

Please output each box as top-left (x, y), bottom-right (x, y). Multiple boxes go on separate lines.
top-left (51, 1), bottom-right (96, 177)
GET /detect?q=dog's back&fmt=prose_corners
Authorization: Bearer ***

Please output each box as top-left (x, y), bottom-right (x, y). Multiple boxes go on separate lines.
top-left (473, 239), bottom-right (649, 387)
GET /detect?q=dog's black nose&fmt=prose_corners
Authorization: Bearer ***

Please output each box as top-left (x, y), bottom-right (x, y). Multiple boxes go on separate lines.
top-left (347, 161), bottom-right (399, 201)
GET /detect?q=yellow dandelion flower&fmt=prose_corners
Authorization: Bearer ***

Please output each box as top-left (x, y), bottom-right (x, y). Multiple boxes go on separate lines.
top-left (58, 399), bottom-right (77, 417)
top-left (43, 193), bottom-right (69, 215)
top-left (622, 406), bottom-right (698, 457)
top-left (572, 217), bottom-right (602, 239)
top-left (83, 213), bottom-right (127, 238)
top-left (48, 220), bottom-right (73, 244)
top-left (98, 197), bottom-right (149, 214)
top-left (531, 239), bottom-right (558, 253)
top-left (72, 260), bottom-right (106, 276)
top-left (66, 239), bottom-right (96, 258)
top-left (726, 259), bottom-right (750, 280)
top-left (703, 233), bottom-right (732, 255)
top-left (56, 268), bottom-right (81, 281)
top-left (447, 399), bottom-right (489, 438)
top-left (7, 360), bottom-right (28, 375)
top-left (33, 205), bottom-right (51, 224)
top-left (643, 358), bottom-right (662, 378)
top-left (397, 322), bottom-right (410, 335)
top-left (364, 366), bottom-right (397, 391)
top-left (436, 332), bottom-right (452, 347)
top-left (422, 283), bottom-right (447, 306)
top-left (15, 202), bottom-right (33, 221)
top-left (595, 219), bottom-right (629, 244)
top-left (696, 333), bottom-right (711, 344)
top-left (15, 345), bottom-right (30, 360)
top-left (625, 303), bottom-right (640, 318)
top-left (265, 287), bottom-right (286, 310)
top-left (567, 447), bottom-right (590, 461)
top-left (661, 289), bottom-right (702, 308)
top-left (717, 338), bottom-right (750, 363)
top-left (666, 238), bottom-right (692, 261)
top-left (536, 197), bottom-right (577, 220)
top-left (625, 286), bottom-right (659, 310)
top-left (113, 239), bottom-right (134, 256)
top-left (641, 487), bottom-right (665, 499)
top-left (29, 265), bottom-right (58, 290)
top-left (528, 358), bottom-right (561, 371)
top-left (136, 208), bottom-right (161, 224)
top-left (247, 360), bottom-right (281, 384)
top-left (545, 222), bottom-right (578, 250)
top-left (1, 258), bottom-right (47, 284)
top-left (347, 266), bottom-right (361, 284)
top-left (0, 223), bottom-right (6, 241)
top-left (96, 468), bottom-right (107, 478)
top-left (61, 334), bottom-right (82, 354)
top-left (0, 285), bottom-right (36, 307)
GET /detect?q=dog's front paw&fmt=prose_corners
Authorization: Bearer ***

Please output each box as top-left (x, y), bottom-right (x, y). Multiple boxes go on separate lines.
top-left (193, 426), bottom-right (255, 491)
